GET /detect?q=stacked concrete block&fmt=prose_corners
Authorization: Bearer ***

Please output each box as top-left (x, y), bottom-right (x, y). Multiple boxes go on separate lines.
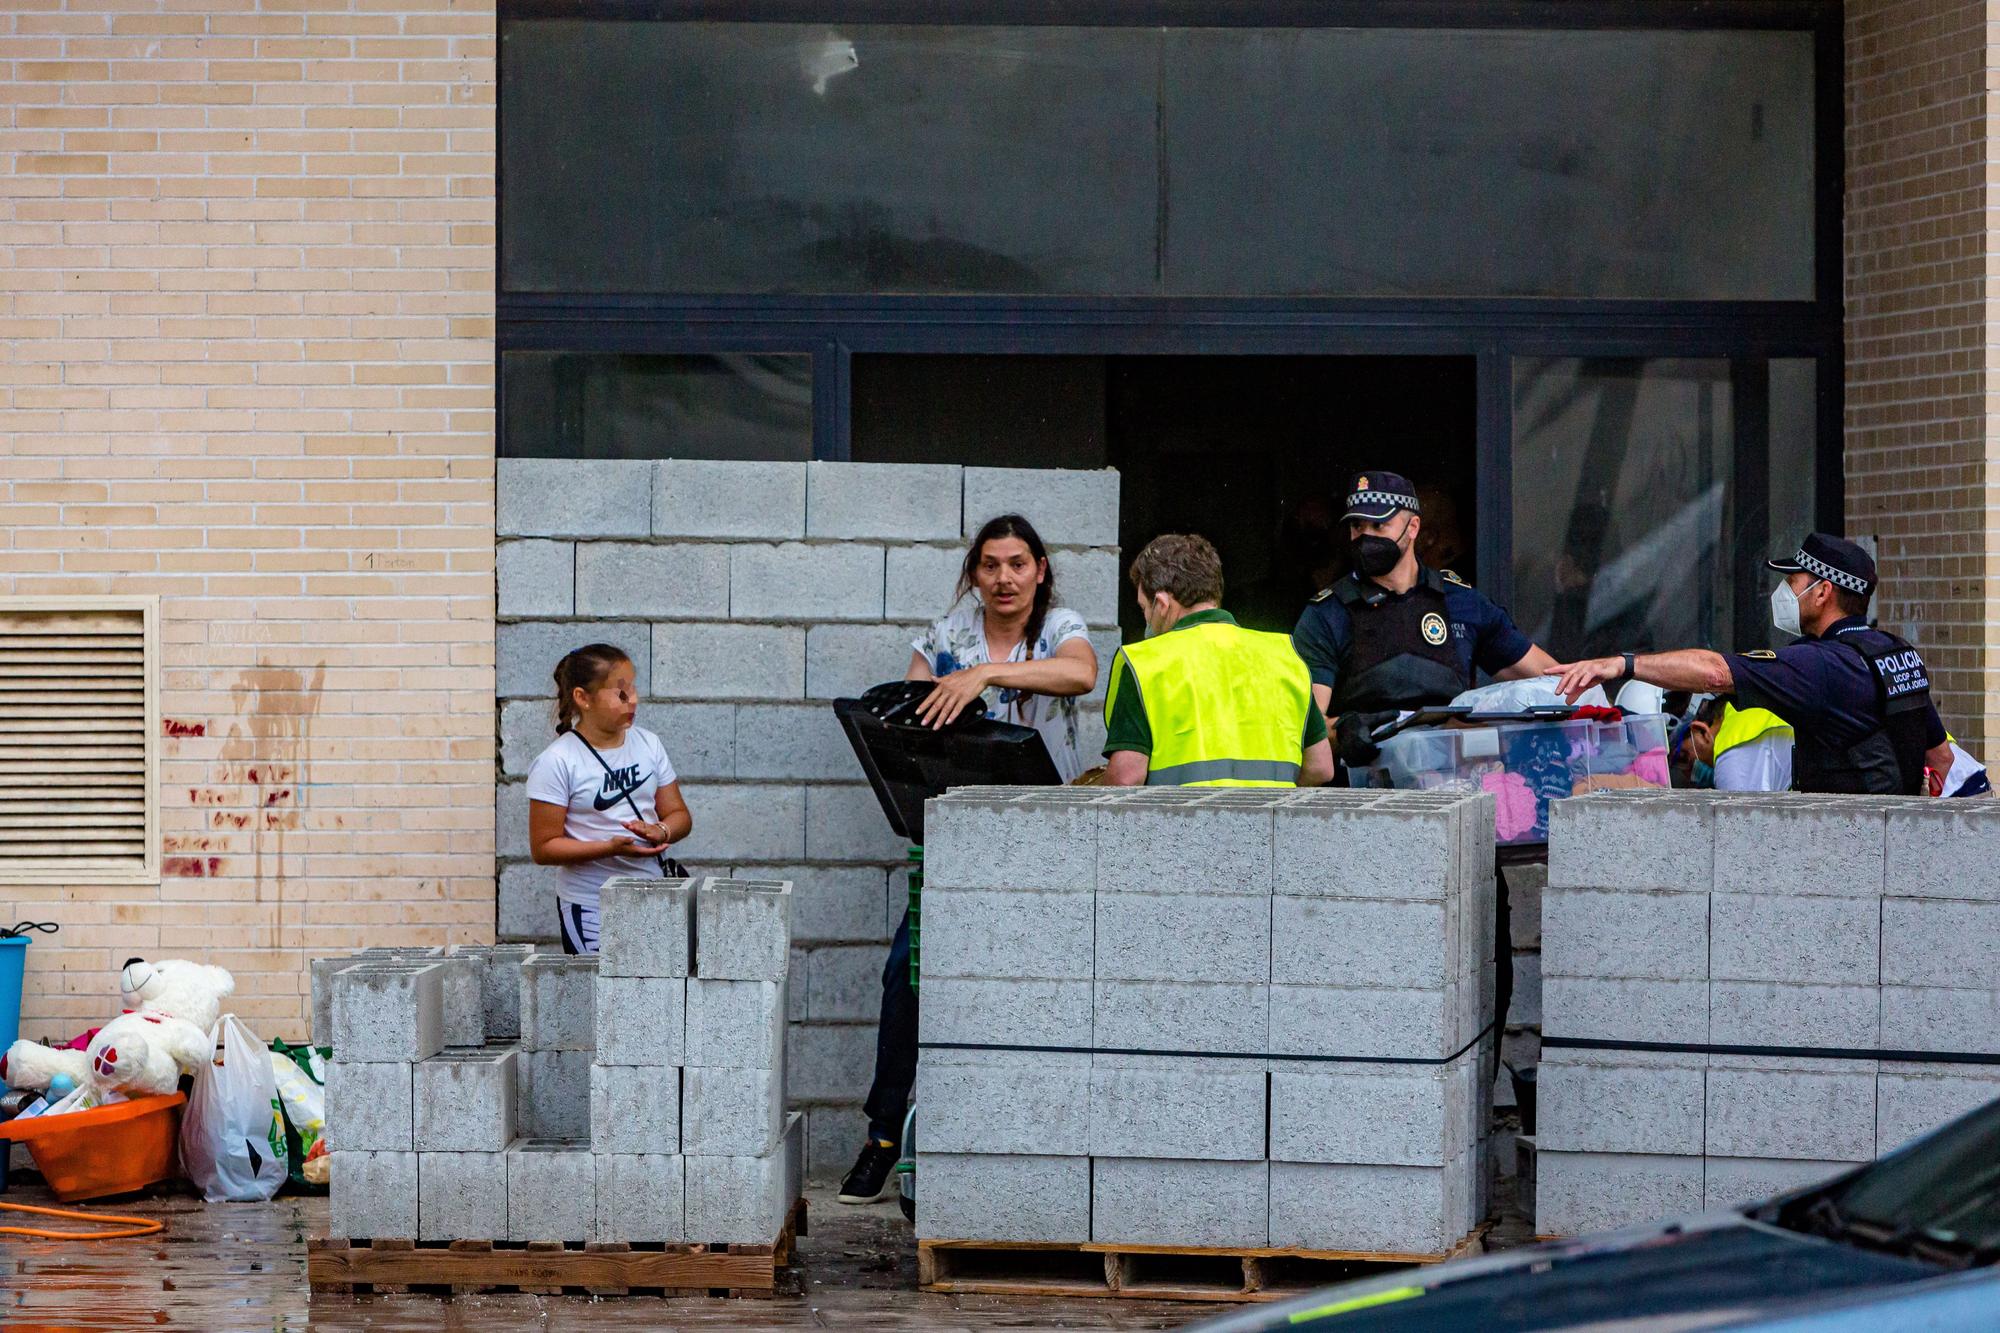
top-left (518, 953), bottom-right (597, 1142)
top-left (497, 458), bottom-right (1122, 1170)
top-left (1539, 791), bottom-right (2000, 1235)
top-left (683, 878), bottom-right (795, 1169)
top-left (915, 786), bottom-right (1496, 1256)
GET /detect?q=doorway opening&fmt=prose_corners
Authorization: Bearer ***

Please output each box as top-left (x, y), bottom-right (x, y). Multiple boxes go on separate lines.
top-left (851, 354), bottom-right (1479, 640)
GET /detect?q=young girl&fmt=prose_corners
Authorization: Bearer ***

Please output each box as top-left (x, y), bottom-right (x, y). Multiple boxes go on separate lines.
top-left (525, 644), bottom-right (693, 954)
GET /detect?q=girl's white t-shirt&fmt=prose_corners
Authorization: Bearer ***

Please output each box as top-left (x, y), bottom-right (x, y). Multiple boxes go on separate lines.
top-left (524, 726), bottom-right (677, 903)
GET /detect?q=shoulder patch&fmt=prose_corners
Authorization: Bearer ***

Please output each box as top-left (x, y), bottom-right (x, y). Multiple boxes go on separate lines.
top-left (1309, 587), bottom-right (1333, 603)
top-left (1439, 569), bottom-right (1469, 587)
top-left (1743, 649), bottom-right (1778, 659)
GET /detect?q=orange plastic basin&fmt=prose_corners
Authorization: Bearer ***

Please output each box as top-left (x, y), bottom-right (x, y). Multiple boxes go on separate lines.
top-left (0, 1093), bottom-right (184, 1201)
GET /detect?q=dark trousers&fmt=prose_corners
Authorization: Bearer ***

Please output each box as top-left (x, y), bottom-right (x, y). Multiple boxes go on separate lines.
top-left (861, 910), bottom-right (918, 1145)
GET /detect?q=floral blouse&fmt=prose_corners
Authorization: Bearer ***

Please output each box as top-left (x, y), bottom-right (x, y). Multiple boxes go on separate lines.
top-left (913, 599), bottom-right (1091, 782)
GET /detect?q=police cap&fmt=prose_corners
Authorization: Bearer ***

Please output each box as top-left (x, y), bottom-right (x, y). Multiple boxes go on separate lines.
top-left (1766, 532), bottom-right (1876, 598)
top-left (1344, 471), bottom-right (1421, 522)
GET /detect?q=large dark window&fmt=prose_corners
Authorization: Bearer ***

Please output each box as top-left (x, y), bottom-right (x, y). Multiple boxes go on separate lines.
top-left (500, 352), bottom-right (812, 460)
top-left (501, 21), bottom-right (1815, 299)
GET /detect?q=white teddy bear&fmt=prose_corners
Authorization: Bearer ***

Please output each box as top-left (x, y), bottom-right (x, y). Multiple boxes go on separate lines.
top-left (1, 957), bottom-right (235, 1098)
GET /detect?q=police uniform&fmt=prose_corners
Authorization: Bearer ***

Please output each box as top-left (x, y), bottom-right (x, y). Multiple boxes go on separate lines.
top-left (1727, 535), bottom-right (1945, 796)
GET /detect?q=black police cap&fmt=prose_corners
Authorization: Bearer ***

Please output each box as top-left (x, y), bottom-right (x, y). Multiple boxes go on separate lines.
top-left (1767, 532), bottom-right (1876, 597)
top-left (1344, 472), bottom-right (1421, 522)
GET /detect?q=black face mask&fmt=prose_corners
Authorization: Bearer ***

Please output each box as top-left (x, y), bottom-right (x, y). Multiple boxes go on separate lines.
top-left (1349, 522), bottom-right (1410, 578)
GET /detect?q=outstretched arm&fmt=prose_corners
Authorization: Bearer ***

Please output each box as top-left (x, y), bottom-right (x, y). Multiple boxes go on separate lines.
top-left (1550, 649), bottom-right (1734, 702)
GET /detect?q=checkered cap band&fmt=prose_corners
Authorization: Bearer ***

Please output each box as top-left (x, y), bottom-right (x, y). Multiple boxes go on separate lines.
top-left (1795, 548), bottom-right (1870, 594)
top-left (1347, 490), bottom-right (1419, 514)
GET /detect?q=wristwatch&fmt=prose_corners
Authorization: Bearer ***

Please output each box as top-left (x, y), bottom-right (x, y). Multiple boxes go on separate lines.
top-left (1617, 652), bottom-right (1636, 684)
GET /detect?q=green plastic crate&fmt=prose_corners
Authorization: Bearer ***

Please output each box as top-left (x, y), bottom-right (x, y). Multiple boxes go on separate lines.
top-left (907, 845), bottom-right (922, 992)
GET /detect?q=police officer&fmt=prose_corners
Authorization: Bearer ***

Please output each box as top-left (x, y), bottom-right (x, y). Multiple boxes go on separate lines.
top-left (1552, 533), bottom-right (1953, 794)
top-left (1104, 533), bottom-right (1335, 788)
top-left (1292, 472), bottom-right (1560, 770)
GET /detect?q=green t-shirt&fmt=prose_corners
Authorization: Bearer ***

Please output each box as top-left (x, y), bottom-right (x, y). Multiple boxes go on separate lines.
top-left (1102, 608), bottom-right (1328, 758)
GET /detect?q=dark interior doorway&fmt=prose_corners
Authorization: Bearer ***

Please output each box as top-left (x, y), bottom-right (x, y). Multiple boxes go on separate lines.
top-left (851, 354), bottom-right (1479, 641)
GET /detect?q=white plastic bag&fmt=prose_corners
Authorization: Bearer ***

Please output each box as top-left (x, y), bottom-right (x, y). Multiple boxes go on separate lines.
top-left (181, 1014), bottom-right (286, 1202)
top-left (1450, 676), bottom-right (1608, 713)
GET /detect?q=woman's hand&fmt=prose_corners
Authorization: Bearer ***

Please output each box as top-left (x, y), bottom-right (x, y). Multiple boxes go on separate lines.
top-left (608, 829), bottom-right (667, 856)
top-left (619, 818), bottom-right (669, 851)
top-left (914, 664), bottom-right (992, 729)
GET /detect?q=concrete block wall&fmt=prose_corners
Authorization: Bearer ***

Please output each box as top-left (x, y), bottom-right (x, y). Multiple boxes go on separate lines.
top-left (915, 785), bottom-right (1496, 1255)
top-left (497, 459), bottom-right (1121, 1173)
top-left (323, 876), bottom-right (801, 1244)
top-left (1537, 791), bottom-right (2000, 1235)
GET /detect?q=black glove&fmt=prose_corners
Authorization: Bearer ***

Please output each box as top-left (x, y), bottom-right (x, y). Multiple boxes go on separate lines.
top-left (1335, 710), bottom-right (1396, 768)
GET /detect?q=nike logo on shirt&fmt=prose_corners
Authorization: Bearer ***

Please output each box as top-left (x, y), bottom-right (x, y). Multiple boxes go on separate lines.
top-left (592, 770), bottom-right (651, 811)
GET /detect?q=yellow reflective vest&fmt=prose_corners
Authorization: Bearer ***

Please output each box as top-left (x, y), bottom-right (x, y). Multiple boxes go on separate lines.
top-left (1107, 618), bottom-right (1314, 787)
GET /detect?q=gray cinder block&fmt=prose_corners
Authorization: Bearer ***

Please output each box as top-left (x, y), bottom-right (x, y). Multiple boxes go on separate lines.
top-left (418, 1150), bottom-right (509, 1241)
top-left (922, 889), bottom-right (1093, 981)
top-left (1704, 1156), bottom-right (1858, 1212)
top-left (674, 784), bottom-right (808, 864)
top-left (653, 458), bottom-right (806, 540)
top-left (917, 1048), bottom-right (1090, 1157)
top-left (729, 541), bottom-right (885, 621)
top-left (1095, 802), bottom-right (1274, 895)
top-left (685, 1112), bottom-right (802, 1243)
top-left (310, 956), bottom-right (361, 1048)
top-left (805, 783), bottom-right (910, 863)
top-left (414, 1048), bottom-right (518, 1152)
top-left (596, 1153), bottom-right (687, 1243)
top-left (332, 963), bottom-right (444, 1062)
top-left (435, 953), bottom-right (484, 1048)
top-left (596, 975), bottom-right (687, 1066)
top-left (497, 619), bottom-right (651, 699)
top-left (1542, 977), bottom-right (1706, 1047)
top-left (1706, 1065), bottom-right (1876, 1162)
top-left (1273, 801), bottom-right (1467, 899)
top-left (1882, 897), bottom-right (2000, 989)
top-left (498, 862), bottom-right (561, 944)
top-left (681, 1066), bottom-right (782, 1156)
top-left (1268, 985), bottom-right (1454, 1061)
top-left (1710, 981), bottom-right (1879, 1050)
top-left (883, 543), bottom-right (966, 622)
top-left (782, 1021), bottom-right (876, 1104)
top-left (496, 781), bottom-right (531, 862)
top-left (733, 704), bottom-right (862, 783)
top-left (1547, 793), bottom-right (1714, 893)
top-left (1091, 1055), bottom-right (1265, 1161)
top-left (597, 876), bottom-right (692, 979)
top-left (1269, 1159), bottom-right (1469, 1255)
top-left (1271, 897), bottom-right (1450, 990)
top-left (919, 976), bottom-right (1091, 1048)
top-left (1881, 985), bottom-right (2000, 1055)
top-left (914, 1152), bottom-right (1088, 1242)
top-left (1092, 1157), bottom-right (1269, 1248)
top-left (1268, 1058), bottom-right (1469, 1167)
top-left (806, 460), bottom-right (960, 541)
top-left (1093, 980), bottom-right (1268, 1056)
top-left (1542, 888), bottom-right (1709, 981)
top-left (519, 953), bottom-right (597, 1050)
top-left (1877, 1064), bottom-right (2000, 1154)
top-left (1710, 893), bottom-right (1878, 986)
top-left (506, 1141), bottom-right (597, 1242)
top-left (802, 622), bottom-right (927, 701)
top-left (685, 977), bottom-right (785, 1069)
top-left (922, 795), bottom-right (1098, 892)
top-left (963, 465), bottom-right (1119, 548)
top-left (1095, 892), bottom-right (1271, 986)
top-left (574, 541), bottom-right (731, 619)
top-left (497, 458), bottom-right (650, 538)
top-left (1884, 802), bottom-right (2000, 901)
top-left (1534, 1053), bottom-right (1704, 1157)
top-left (325, 1058), bottom-right (413, 1151)
top-left (590, 1064), bottom-right (682, 1155)
top-left (1048, 548), bottom-right (1120, 627)
top-left (803, 945), bottom-right (879, 1022)
top-left (651, 621), bottom-right (805, 700)
top-left (642, 702), bottom-right (736, 780)
top-left (694, 878), bottom-right (793, 981)
top-left (496, 538), bottom-right (574, 618)
top-left (516, 1048), bottom-right (591, 1141)
top-left (469, 943), bottom-right (534, 1041)
top-left (330, 1150), bottom-right (418, 1240)
top-left (500, 699), bottom-right (557, 779)
top-left (1711, 801), bottom-right (1885, 897)
top-left (1537, 1149), bottom-right (1704, 1236)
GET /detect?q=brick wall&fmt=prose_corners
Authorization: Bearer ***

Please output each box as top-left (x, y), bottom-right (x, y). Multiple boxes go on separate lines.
top-left (0, 1), bottom-right (497, 1032)
top-left (1844, 0), bottom-right (1990, 749)
top-left (495, 458), bottom-right (1119, 1174)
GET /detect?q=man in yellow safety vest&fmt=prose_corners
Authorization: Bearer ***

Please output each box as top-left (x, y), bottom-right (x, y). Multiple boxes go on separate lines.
top-left (1102, 533), bottom-right (1335, 788)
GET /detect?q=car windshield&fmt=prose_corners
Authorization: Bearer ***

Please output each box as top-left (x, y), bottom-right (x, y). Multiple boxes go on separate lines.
top-left (1801, 1095), bottom-right (2000, 1261)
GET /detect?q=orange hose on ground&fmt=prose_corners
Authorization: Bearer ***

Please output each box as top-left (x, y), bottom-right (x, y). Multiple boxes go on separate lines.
top-left (0, 1200), bottom-right (164, 1240)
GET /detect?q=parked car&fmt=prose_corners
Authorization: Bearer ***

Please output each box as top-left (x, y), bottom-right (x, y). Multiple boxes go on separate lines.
top-left (1187, 1095), bottom-right (2000, 1331)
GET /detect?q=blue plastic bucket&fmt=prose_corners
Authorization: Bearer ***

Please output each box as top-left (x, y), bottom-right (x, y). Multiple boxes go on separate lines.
top-left (0, 936), bottom-right (27, 1053)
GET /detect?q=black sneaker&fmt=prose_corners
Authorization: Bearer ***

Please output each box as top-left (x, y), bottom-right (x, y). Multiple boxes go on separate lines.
top-left (837, 1137), bottom-right (899, 1204)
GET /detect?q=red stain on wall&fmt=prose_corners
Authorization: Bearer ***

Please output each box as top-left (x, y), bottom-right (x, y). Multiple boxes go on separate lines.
top-left (162, 719), bottom-right (206, 738)
top-left (264, 789), bottom-right (291, 807)
top-left (188, 789), bottom-right (228, 806)
top-left (163, 857), bottom-right (223, 878)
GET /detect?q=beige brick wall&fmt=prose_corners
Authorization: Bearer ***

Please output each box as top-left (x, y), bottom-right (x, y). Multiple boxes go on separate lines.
top-left (1844, 0), bottom-right (1991, 751)
top-left (0, 0), bottom-right (496, 1035)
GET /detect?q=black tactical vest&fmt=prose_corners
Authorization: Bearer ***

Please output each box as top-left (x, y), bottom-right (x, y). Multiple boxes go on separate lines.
top-left (1327, 569), bottom-right (1473, 715)
top-left (1791, 627), bottom-right (1933, 796)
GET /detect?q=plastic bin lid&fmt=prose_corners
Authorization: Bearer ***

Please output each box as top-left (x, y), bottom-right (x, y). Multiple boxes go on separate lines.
top-left (833, 682), bottom-right (1061, 843)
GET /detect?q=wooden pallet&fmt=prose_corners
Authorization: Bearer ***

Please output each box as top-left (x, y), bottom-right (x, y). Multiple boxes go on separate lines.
top-left (918, 1223), bottom-right (1488, 1304)
top-left (307, 1198), bottom-right (806, 1298)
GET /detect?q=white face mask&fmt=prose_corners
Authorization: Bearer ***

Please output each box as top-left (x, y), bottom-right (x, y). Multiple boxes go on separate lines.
top-left (1770, 578), bottom-right (1822, 637)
